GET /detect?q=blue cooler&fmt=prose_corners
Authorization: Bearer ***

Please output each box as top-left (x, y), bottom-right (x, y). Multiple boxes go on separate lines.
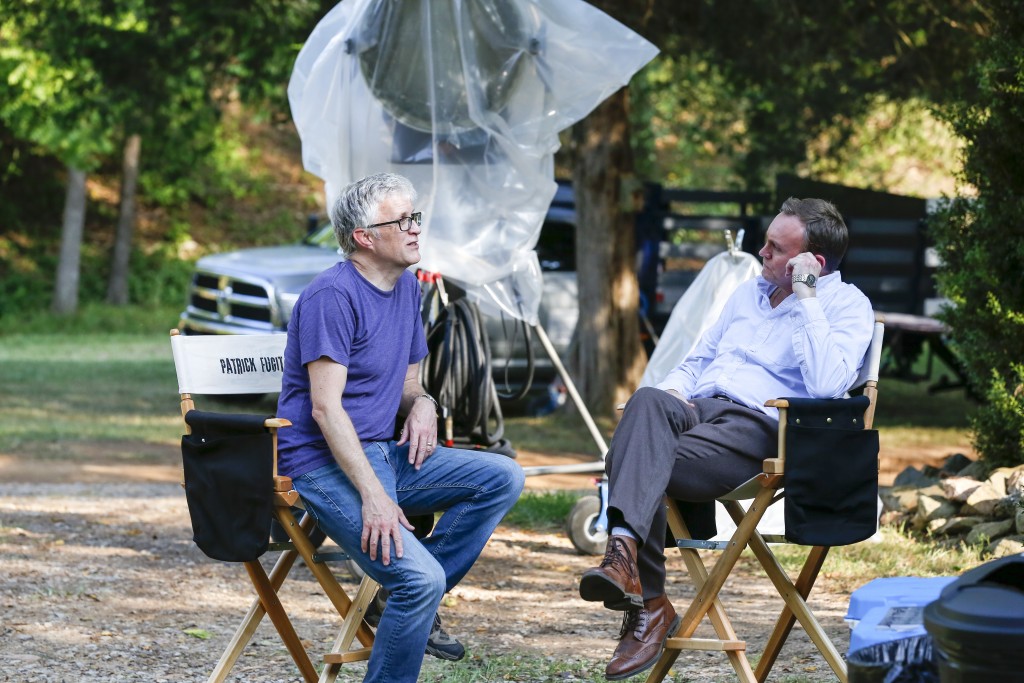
top-left (846, 577), bottom-right (956, 653)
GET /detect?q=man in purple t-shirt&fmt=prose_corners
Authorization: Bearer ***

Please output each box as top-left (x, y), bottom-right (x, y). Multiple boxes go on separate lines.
top-left (277, 173), bottom-right (524, 683)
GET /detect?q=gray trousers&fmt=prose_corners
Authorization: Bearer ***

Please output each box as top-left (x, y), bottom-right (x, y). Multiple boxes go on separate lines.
top-left (605, 387), bottom-right (778, 599)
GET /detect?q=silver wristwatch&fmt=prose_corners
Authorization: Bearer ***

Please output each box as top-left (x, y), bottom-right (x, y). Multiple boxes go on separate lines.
top-left (792, 273), bottom-right (817, 288)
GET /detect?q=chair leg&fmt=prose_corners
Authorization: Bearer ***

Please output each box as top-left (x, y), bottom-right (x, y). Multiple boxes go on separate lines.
top-left (647, 492), bottom-right (774, 683)
top-left (738, 520), bottom-right (847, 682)
top-left (207, 547), bottom-right (302, 683)
top-left (754, 545), bottom-right (830, 682)
top-left (244, 559), bottom-right (319, 683)
top-left (276, 507), bottom-right (376, 648)
top-left (676, 487), bottom-right (775, 636)
top-left (319, 575), bottom-right (379, 682)
top-left (665, 547), bottom-right (758, 682)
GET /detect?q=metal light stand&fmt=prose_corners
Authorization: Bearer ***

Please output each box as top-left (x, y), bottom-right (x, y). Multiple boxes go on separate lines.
top-left (519, 322), bottom-right (610, 555)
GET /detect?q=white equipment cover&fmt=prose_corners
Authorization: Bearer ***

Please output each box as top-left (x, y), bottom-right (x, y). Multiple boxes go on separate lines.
top-left (170, 333), bottom-right (287, 396)
top-left (288, 0), bottom-right (657, 324)
top-left (640, 249), bottom-right (761, 388)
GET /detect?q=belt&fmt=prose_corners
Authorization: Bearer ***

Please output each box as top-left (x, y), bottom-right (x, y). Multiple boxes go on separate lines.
top-left (713, 394), bottom-right (743, 406)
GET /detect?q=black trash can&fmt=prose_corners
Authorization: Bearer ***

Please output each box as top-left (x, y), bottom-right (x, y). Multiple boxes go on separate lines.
top-left (923, 554), bottom-right (1024, 682)
top-left (848, 633), bottom-right (939, 683)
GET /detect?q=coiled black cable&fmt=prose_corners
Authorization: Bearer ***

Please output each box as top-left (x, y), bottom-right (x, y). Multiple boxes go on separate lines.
top-left (420, 295), bottom-right (507, 450)
top-left (491, 315), bottom-right (535, 403)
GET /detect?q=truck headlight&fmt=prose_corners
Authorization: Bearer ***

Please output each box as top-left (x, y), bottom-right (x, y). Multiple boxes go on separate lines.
top-left (278, 291), bottom-right (300, 324)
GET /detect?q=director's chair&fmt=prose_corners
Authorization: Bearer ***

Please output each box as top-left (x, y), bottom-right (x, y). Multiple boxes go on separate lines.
top-left (169, 330), bottom-right (377, 683)
top-left (647, 319), bottom-right (885, 683)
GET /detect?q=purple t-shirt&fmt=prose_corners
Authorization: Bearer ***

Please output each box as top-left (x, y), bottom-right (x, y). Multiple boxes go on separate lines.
top-left (276, 261), bottom-right (428, 478)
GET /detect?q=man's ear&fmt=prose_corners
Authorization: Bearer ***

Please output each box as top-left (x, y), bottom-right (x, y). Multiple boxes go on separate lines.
top-left (353, 228), bottom-right (374, 250)
top-left (813, 253), bottom-right (828, 271)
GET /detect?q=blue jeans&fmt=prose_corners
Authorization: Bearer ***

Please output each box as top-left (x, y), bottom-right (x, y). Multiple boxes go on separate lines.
top-left (294, 441), bottom-right (525, 683)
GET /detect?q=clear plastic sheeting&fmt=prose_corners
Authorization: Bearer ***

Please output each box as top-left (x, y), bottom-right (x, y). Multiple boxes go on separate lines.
top-left (640, 250), bottom-right (761, 388)
top-left (289, 0), bottom-right (657, 323)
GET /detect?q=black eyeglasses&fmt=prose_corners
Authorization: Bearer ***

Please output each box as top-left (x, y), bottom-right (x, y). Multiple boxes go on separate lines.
top-left (364, 211), bottom-right (422, 232)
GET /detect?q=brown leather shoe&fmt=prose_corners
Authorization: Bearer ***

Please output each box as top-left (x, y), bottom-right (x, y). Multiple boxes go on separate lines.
top-left (605, 594), bottom-right (681, 680)
top-left (579, 535), bottom-right (643, 610)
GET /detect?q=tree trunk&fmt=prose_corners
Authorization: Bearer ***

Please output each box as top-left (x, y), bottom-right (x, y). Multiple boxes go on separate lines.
top-left (107, 133), bottom-right (142, 305)
top-left (52, 166), bottom-right (87, 315)
top-left (571, 88), bottom-right (644, 416)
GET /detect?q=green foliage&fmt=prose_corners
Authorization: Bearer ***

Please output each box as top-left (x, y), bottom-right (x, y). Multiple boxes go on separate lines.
top-left (802, 96), bottom-right (962, 198)
top-left (1, 1), bottom-right (328, 208)
top-left (666, 0), bottom-right (986, 190)
top-left (631, 53), bottom-right (748, 189)
top-left (930, 0), bottom-right (1024, 468)
top-left (626, 5), bottom-right (974, 197)
top-left (0, 229), bottom-right (192, 327)
top-left (0, 11), bottom-right (117, 169)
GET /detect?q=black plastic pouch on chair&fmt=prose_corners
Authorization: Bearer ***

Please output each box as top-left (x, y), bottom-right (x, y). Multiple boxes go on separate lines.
top-left (782, 395), bottom-right (879, 546)
top-left (181, 410), bottom-right (274, 562)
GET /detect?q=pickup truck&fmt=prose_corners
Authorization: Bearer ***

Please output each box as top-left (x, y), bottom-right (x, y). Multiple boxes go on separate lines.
top-left (176, 180), bottom-right (759, 404)
top-left (177, 186), bottom-right (580, 408)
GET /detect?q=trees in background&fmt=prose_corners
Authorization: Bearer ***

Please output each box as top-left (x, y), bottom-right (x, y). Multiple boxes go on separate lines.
top-left (1, 6), bottom-right (117, 313)
top-left (571, 89), bottom-right (646, 410)
top-left (1, 0), bottom-right (330, 313)
top-left (1, 1), bottom-right (1019, 466)
top-left (571, 0), bottom-right (985, 413)
top-left (931, 0), bottom-right (1024, 468)
top-left (688, 0), bottom-right (986, 189)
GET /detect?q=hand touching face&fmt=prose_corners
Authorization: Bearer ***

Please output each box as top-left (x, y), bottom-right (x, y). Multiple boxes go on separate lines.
top-left (758, 213), bottom-right (825, 294)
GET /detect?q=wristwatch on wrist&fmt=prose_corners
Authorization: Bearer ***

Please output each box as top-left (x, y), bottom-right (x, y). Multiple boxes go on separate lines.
top-left (792, 273), bottom-right (817, 288)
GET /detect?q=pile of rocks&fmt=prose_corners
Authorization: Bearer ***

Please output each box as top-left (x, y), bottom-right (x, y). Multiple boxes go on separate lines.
top-left (881, 453), bottom-right (1024, 558)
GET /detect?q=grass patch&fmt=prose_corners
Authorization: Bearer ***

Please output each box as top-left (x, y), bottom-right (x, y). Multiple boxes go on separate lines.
top-left (0, 327), bottom-right (182, 456)
top-left (503, 410), bottom-right (615, 458)
top-left (415, 649), bottom-right (846, 682)
top-left (874, 350), bottom-right (975, 430)
top-left (2, 302), bottom-right (183, 337)
top-left (771, 525), bottom-right (985, 595)
top-left (416, 652), bottom-right (607, 682)
top-left (503, 490), bottom-right (582, 530)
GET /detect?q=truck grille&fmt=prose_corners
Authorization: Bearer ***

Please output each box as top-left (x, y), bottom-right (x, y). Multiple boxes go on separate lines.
top-left (186, 272), bottom-right (276, 330)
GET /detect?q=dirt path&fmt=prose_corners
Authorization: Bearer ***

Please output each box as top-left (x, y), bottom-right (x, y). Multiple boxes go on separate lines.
top-left (0, 444), bottom-right (871, 683)
top-left (1, 434), bottom-right (973, 683)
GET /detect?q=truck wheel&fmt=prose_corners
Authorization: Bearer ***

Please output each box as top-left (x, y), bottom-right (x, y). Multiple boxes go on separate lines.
top-left (566, 495), bottom-right (607, 556)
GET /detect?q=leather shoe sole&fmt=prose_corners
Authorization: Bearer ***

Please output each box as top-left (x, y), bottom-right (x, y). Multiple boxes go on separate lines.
top-left (579, 570), bottom-right (644, 610)
top-left (605, 614), bottom-right (681, 681)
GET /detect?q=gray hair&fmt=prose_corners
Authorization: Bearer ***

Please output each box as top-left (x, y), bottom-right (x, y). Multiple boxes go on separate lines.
top-left (331, 173), bottom-right (417, 255)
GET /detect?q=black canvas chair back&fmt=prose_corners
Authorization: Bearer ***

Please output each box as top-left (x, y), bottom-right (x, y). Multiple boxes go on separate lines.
top-left (181, 410), bottom-right (275, 562)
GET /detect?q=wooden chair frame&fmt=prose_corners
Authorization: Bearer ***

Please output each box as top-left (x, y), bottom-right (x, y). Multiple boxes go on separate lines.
top-left (647, 320), bottom-right (885, 683)
top-left (170, 330), bottom-right (377, 683)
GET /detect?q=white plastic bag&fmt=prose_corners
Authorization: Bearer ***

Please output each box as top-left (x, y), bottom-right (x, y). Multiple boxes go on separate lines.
top-left (640, 250), bottom-right (761, 388)
top-left (289, 0), bottom-right (657, 323)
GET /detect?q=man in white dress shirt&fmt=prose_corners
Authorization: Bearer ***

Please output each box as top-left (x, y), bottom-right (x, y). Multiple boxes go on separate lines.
top-left (578, 197), bottom-right (875, 680)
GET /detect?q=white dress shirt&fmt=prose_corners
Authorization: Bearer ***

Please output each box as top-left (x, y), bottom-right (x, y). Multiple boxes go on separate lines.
top-left (655, 271), bottom-right (875, 418)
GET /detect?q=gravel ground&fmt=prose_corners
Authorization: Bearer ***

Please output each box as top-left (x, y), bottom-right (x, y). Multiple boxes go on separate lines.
top-left (0, 469), bottom-right (853, 683)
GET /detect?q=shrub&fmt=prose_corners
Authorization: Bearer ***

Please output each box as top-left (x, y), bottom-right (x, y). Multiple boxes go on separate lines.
top-left (931, 0), bottom-right (1024, 468)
